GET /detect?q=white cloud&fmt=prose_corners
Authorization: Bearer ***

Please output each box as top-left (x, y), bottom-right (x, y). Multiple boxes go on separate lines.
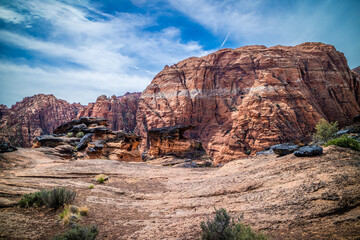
top-left (0, 6), bottom-right (25, 23)
top-left (0, 0), bottom-right (208, 106)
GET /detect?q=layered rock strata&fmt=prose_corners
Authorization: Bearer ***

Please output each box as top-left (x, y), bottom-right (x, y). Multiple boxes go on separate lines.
top-left (136, 42), bottom-right (360, 164)
top-left (33, 117), bottom-right (142, 161)
top-left (147, 125), bottom-right (208, 158)
top-left (0, 94), bottom-right (82, 147)
top-left (77, 92), bottom-right (140, 132)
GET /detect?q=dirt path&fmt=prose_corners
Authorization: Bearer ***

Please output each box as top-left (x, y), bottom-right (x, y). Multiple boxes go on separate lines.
top-left (0, 146), bottom-right (359, 239)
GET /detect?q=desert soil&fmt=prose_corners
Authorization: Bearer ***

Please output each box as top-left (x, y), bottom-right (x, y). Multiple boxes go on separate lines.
top-left (0, 146), bottom-right (359, 240)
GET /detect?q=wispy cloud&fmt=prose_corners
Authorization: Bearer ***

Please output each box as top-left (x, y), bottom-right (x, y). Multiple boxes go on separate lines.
top-left (0, 0), bottom-right (208, 106)
top-left (166, 0), bottom-right (360, 66)
top-left (0, 5), bottom-right (25, 23)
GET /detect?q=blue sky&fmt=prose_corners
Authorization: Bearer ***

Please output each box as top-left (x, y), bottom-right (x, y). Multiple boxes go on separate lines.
top-left (0, 0), bottom-right (359, 107)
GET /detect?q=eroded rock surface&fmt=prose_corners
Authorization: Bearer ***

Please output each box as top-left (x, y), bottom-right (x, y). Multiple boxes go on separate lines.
top-left (136, 43), bottom-right (360, 164)
top-left (0, 94), bottom-right (82, 147)
top-left (0, 146), bottom-right (359, 239)
top-left (77, 92), bottom-right (140, 132)
top-left (33, 117), bottom-right (142, 161)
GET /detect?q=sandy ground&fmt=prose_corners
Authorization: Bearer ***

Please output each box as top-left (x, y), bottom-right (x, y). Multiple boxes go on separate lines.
top-left (0, 146), bottom-right (359, 240)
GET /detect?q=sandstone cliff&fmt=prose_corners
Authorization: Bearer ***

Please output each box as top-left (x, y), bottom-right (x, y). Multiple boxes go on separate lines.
top-left (1, 92), bottom-right (140, 147)
top-left (136, 42), bottom-right (360, 164)
top-left (77, 92), bottom-right (140, 132)
top-left (0, 94), bottom-right (82, 147)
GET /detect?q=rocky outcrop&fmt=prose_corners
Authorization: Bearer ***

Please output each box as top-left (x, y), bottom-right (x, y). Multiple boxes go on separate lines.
top-left (0, 93), bottom-right (141, 148)
top-left (136, 42), bottom-right (360, 164)
top-left (144, 125), bottom-right (211, 167)
top-left (0, 94), bottom-right (82, 147)
top-left (77, 92), bottom-right (140, 132)
top-left (33, 117), bottom-right (142, 161)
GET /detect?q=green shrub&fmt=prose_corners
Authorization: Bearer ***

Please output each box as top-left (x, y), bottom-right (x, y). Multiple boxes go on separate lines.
top-left (89, 185), bottom-right (94, 189)
top-left (67, 132), bottom-right (73, 138)
top-left (312, 119), bottom-right (338, 143)
top-left (324, 135), bottom-right (360, 151)
top-left (19, 188), bottom-right (76, 209)
top-left (52, 224), bottom-right (98, 240)
top-left (43, 188), bottom-right (76, 209)
top-left (19, 190), bottom-right (47, 208)
top-left (95, 174), bottom-right (108, 184)
top-left (200, 208), bottom-right (268, 240)
top-left (97, 177), bottom-right (105, 184)
top-left (76, 132), bottom-right (84, 138)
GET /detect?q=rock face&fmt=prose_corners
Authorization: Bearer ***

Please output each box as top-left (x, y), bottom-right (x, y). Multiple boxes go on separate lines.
top-left (0, 92), bottom-right (141, 148)
top-left (136, 42), bottom-right (360, 164)
top-left (77, 92), bottom-right (140, 132)
top-left (147, 125), bottom-right (208, 159)
top-left (0, 94), bottom-right (82, 147)
top-left (33, 117), bottom-right (142, 161)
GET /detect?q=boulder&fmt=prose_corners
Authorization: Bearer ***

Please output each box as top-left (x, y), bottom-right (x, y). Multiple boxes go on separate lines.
top-left (71, 123), bottom-right (87, 132)
top-left (294, 145), bottom-right (323, 157)
top-left (270, 143), bottom-right (299, 156)
top-left (76, 133), bottom-right (94, 150)
top-left (0, 141), bottom-right (17, 153)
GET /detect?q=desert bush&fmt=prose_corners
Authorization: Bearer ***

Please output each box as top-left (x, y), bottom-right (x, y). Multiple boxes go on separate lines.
top-left (312, 119), bottom-right (338, 143)
top-left (43, 188), bottom-right (76, 209)
top-left (78, 206), bottom-right (89, 216)
top-left (52, 224), bottom-right (98, 240)
top-left (67, 132), bottom-right (73, 138)
top-left (95, 174), bottom-right (108, 183)
top-left (89, 185), bottom-right (94, 189)
top-left (19, 190), bottom-right (47, 208)
top-left (60, 205), bottom-right (89, 225)
top-left (76, 132), bottom-right (84, 138)
top-left (200, 208), bottom-right (268, 240)
top-left (19, 188), bottom-right (75, 209)
top-left (324, 134), bottom-right (360, 151)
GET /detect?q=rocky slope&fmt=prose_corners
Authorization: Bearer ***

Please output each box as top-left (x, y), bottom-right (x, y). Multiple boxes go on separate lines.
top-left (0, 94), bottom-right (82, 147)
top-left (77, 92), bottom-right (140, 132)
top-left (0, 92), bottom-right (140, 147)
top-left (136, 42), bottom-right (360, 164)
top-left (0, 145), bottom-right (359, 239)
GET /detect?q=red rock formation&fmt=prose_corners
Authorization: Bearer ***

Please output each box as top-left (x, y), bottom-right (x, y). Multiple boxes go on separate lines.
top-left (77, 92), bottom-right (140, 132)
top-left (136, 42), bottom-right (360, 164)
top-left (0, 94), bottom-right (82, 147)
top-left (147, 125), bottom-right (207, 159)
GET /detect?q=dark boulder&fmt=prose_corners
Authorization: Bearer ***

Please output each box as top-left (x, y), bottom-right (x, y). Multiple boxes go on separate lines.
top-left (71, 123), bottom-right (87, 132)
top-left (256, 149), bottom-right (274, 156)
top-left (76, 133), bottom-right (94, 150)
top-left (34, 135), bottom-right (66, 147)
top-left (270, 143), bottom-right (299, 156)
top-left (0, 141), bottom-right (17, 153)
top-left (294, 145), bottom-right (323, 157)
top-left (54, 117), bottom-right (108, 134)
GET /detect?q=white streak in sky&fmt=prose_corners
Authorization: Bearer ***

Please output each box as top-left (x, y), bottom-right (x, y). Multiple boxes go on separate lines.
top-left (219, 32), bottom-right (230, 48)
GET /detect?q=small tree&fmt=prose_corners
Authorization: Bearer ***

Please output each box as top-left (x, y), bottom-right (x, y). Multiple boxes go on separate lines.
top-left (312, 119), bottom-right (338, 143)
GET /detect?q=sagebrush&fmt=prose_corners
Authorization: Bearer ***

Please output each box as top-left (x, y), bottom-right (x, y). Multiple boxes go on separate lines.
top-left (19, 188), bottom-right (76, 209)
top-left (52, 224), bottom-right (98, 240)
top-left (200, 208), bottom-right (268, 240)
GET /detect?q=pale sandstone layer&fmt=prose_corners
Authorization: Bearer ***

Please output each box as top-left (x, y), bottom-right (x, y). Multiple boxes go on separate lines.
top-left (136, 42), bottom-right (360, 164)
